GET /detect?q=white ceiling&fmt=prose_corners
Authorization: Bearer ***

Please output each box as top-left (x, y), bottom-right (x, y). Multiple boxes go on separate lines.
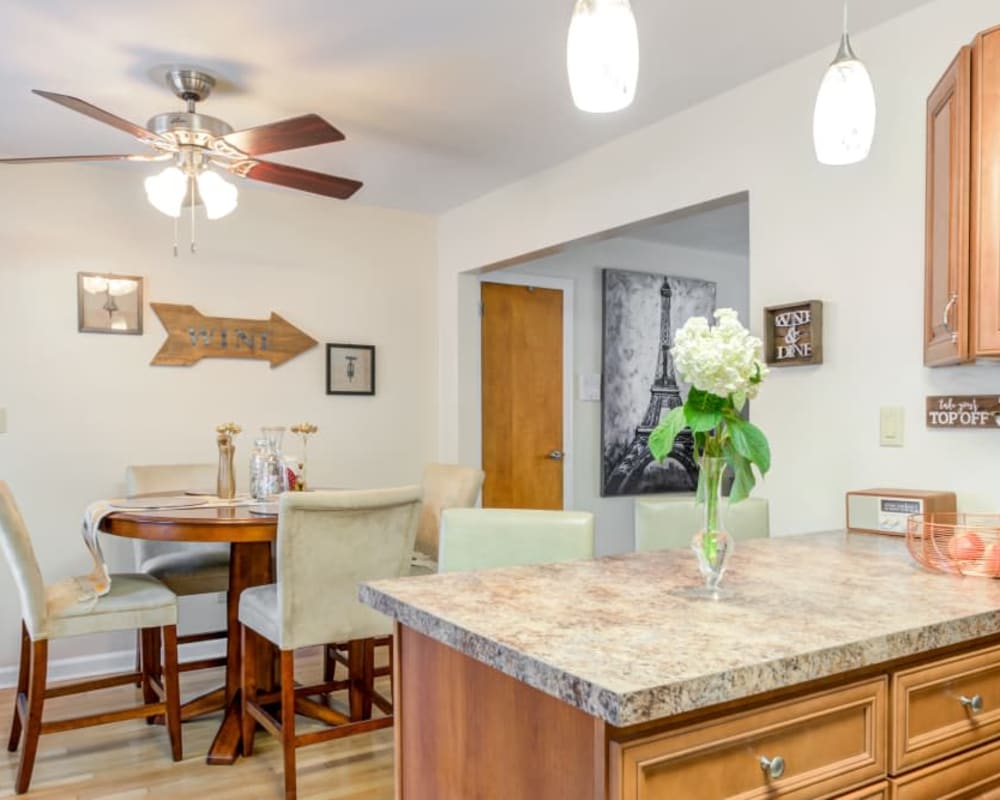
top-left (0, 0), bottom-right (933, 213)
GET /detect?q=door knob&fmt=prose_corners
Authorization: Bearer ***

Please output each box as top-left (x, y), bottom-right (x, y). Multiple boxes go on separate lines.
top-left (547, 450), bottom-right (565, 461)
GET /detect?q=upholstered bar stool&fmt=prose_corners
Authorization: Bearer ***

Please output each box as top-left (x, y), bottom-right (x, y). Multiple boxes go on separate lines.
top-left (634, 496), bottom-right (770, 552)
top-left (0, 481), bottom-right (181, 795)
top-left (325, 463), bottom-right (484, 689)
top-left (437, 508), bottom-right (595, 572)
top-left (239, 487), bottom-right (421, 800)
top-left (127, 464), bottom-right (230, 678)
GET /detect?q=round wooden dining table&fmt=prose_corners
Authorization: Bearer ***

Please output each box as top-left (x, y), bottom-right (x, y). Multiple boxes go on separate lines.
top-left (100, 503), bottom-right (276, 765)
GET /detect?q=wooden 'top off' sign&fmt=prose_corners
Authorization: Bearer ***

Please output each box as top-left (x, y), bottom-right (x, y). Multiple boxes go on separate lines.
top-left (763, 300), bottom-right (823, 366)
top-left (150, 303), bottom-right (318, 367)
top-left (926, 395), bottom-right (1000, 428)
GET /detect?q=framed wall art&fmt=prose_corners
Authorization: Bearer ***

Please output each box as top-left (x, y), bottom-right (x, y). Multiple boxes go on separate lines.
top-left (77, 272), bottom-right (143, 335)
top-left (601, 268), bottom-right (716, 497)
top-left (326, 343), bottom-right (376, 395)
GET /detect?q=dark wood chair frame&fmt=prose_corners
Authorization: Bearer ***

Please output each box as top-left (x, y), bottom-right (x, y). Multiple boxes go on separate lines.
top-left (242, 630), bottom-right (392, 800)
top-left (7, 620), bottom-right (182, 795)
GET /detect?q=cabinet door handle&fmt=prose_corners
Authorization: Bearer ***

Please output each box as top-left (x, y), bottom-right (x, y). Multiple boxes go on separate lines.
top-left (547, 450), bottom-right (565, 461)
top-left (942, 293), bottom-right (958, 342)
top-left (960, 694), bottom-right (984, 714)
top-left (759, 755), bottom-right (785, 779)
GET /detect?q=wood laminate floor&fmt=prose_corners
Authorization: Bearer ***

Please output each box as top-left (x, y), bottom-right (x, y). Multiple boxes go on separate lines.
top-left (0, 648), bottom-right (395, 799)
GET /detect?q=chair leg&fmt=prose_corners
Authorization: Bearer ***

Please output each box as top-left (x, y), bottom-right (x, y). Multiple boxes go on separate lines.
top-left (133, 632), bottom-right (143, 688)
top-left (241, 625), bottom-right (258, 758)
top-left (15, 639), bottom-right (47, 795)
top-left (280, 649), bottom-right (297, 800)
top-left (7, 622), bottom-right (29, 752)
top-left (162, 625), bottom-right (182, 762)
top-left (347, 640), bottom-right (375, 721)
top-left (323, 643), bottom-right (335, 683)
top-left (140, 628), bottom-right (158, 724)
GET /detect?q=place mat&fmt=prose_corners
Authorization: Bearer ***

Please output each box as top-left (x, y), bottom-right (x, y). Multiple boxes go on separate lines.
top-left (248, 503), bottom-right (278, 517)
top-left (109, 496), bottom-right (210, 511)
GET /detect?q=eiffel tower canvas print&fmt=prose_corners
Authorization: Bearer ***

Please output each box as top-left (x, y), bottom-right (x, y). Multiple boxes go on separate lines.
top-left (601, 269), bottom-right (716, 497)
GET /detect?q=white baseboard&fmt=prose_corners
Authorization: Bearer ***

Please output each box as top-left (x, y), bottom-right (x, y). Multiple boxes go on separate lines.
top-left (0, 639), bottom-right (227, 689)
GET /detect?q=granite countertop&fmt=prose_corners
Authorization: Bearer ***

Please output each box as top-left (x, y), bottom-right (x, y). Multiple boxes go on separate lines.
top-left (360, 531), bottom-right (1000, 727)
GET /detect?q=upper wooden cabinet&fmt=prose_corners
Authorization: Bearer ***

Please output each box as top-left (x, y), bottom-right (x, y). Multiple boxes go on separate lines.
top-left (925, 25), bottom-right (1000, 365)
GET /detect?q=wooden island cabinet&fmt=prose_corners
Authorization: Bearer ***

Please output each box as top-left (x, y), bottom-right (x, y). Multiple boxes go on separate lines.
top-left (362, 532), bottom-right (1000, 799)
top-left (925, 23), bottom-right (1000, 365)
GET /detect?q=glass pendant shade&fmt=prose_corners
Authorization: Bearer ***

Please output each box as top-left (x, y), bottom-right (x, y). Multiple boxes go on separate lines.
top-left (813, 33), bottom-right (876, 165)
top-left (567, 0), bottom-right (639, 113)
top-left (144, 166), bottom-right (188, 218)
top-left (196, 170), bottom-right (239, 220)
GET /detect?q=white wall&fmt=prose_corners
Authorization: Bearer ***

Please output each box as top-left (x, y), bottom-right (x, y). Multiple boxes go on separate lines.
top-left (501, 236), bottom-right (749, 554)
top-left (0, 166), bottom-right (437, 673)
top-left (438, 0), bottom-right (1000, 543)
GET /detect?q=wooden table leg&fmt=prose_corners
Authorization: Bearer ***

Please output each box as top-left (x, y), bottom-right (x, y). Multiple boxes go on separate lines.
top-left (206, 540), bottom-right (273, 766)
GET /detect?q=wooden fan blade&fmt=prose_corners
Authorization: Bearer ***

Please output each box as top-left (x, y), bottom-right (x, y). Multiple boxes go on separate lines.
top-left (0, 153), bottom-right (170, 164)
top-left (231, 159), bottom-right (362, 199)
top-left (222, 114), bottom-right (345, 156)
top-left (32, 90), bottom-right (167, 146)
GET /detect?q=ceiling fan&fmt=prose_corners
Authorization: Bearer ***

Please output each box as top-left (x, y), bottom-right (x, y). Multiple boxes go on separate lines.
top-left (0, 68), bottom-right (362, 223)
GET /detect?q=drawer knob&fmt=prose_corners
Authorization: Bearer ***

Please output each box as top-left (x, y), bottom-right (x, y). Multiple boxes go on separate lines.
top-left (759, 755), bottom-right (785, 779)
top-left (960, 694), bottom-right (984, 714)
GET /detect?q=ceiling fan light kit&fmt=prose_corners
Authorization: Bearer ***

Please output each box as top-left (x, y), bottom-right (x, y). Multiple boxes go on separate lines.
top-left (0, 67), bottom-right (362, 251)
top-left (567, 0), bottom-right (639, 113)
top-left (813, 2), bottom-right (877, 166)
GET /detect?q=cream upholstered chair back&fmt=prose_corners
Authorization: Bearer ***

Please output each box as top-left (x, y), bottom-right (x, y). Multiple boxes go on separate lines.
top-left (415, 463), bottom-right (485, 560)
top-left (437, 508), bottom-right (595, 573)
top-left (0, 482), bottom-right (48, 638)
top-left (126, 464), bottom-right (220, 565)
top-left (276, 487), bottom-right (421, 651)
top-left (634, 496), bottom-right (770, 552)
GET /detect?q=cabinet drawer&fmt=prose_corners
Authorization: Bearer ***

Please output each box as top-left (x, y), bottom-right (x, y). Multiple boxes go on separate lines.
top-left (891, 642), bottom-right (1000, 772)
top-left (889, 737), bottom-right (1000, 799)
top-left (839, 782), bottom-right (889, 800)
top-left (610, 677), bottom-right (886, 800)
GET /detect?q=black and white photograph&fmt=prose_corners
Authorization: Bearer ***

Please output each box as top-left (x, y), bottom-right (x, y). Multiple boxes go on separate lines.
top-left (326, 343), bottom-right (376, 395)
top-left (601, 268), bottom-right (716, 497)
top-left (77, 272), bottom-right (143, 335)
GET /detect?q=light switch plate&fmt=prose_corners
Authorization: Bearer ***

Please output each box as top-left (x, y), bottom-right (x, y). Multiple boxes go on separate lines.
top-left (880, 406), bottom-right (904, 447)
top-left (0, 408), bottom-right (6, 434)
top-left (578, 373), bottom-right (602, 402)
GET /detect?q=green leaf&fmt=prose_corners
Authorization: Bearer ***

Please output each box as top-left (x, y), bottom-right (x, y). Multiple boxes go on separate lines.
top-left (648, 406), bottom-right (686, 462)
top-left (723, 444), bottom-right (756, 503)
top-left (725, 416), bottom-right (771, 474)
top-left (731, 390), bottom-right (747, 412)
top-left (684, 388), bottom-right (725, 433)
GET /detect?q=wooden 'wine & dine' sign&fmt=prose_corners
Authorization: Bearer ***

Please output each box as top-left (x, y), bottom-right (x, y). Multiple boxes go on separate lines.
top-left (150, 303), bottom-right (317, 367)
top-left (926, 395), bottom-right (1000, 428)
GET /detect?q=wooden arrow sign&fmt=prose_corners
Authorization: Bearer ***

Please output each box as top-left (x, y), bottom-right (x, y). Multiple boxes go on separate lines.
top-left (150, 303), bottom-right (318, 367)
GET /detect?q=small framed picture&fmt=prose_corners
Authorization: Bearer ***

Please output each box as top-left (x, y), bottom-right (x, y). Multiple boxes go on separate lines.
top-left (326, 343), bottom-right (376, 395)
top-left (77, 272), bottom-right (143, 335)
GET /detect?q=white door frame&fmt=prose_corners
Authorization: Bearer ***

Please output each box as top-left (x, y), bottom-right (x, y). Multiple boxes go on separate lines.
top-left (479, 272), bottom-right (574, 510)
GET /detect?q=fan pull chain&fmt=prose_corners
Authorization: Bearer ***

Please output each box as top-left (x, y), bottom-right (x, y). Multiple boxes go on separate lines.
top-left (172, 214), bottom-right (179, 258)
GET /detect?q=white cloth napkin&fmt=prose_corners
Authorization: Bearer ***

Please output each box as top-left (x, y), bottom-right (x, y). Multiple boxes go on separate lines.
top-left (46, 500), bottom-right (114, 616)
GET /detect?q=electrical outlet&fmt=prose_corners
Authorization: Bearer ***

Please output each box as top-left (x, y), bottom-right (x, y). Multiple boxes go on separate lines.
top-left (880, 406), bottom-right (904, 447)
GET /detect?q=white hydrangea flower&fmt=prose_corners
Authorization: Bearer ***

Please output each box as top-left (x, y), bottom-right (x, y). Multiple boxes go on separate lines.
top-left (672, 308), bottom-right (768, 398)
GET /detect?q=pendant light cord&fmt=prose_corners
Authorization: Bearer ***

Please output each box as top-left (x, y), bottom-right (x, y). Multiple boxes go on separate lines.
top-left (843, 1), bottom-right (848, 36)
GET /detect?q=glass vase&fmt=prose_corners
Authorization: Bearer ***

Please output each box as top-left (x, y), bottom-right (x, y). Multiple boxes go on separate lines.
top-left (691, 456), bottom-right (734, 596)
top-left (216, 433), bottom-right (236, 500)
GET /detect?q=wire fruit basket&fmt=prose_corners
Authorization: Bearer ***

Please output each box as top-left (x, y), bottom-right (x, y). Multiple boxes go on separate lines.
top-left (907, 513), bottom-right (1000, 577)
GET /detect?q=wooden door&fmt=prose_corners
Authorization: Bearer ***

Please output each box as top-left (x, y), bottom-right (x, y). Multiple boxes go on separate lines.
top-left (924, 46), bottom-right (971, 366)
top-left (972, 27), bottom-right (1000, 356)
top-left (481, 282), bottom-right (563, 509)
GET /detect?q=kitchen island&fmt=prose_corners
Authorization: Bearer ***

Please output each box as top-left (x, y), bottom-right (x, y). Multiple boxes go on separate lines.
top-left (360, 531), bottom-right (1000, 799)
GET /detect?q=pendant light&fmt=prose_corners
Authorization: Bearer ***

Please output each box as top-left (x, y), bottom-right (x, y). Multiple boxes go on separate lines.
top-left (813, 2), bottom-right (876, 165)
top-left (567, 0), bottom-right (639, 113)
